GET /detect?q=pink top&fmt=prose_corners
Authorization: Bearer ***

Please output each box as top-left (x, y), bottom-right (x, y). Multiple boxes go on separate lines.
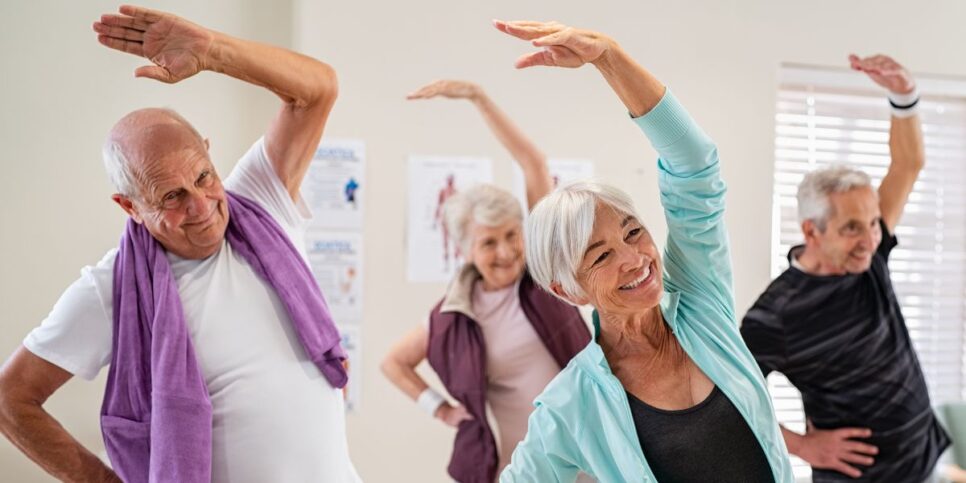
top-left (470, 278), bottom-right (561, 474)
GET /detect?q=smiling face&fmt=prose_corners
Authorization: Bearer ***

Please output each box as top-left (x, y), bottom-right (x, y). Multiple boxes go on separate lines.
top-left (804, 186), bottom-right (882, 275)
top-left (468, 219), bottom-right (526, 291)
top-left (559, 202), bottom-right (663, 315)
top-left (109, 109), bottom-right (229, 260)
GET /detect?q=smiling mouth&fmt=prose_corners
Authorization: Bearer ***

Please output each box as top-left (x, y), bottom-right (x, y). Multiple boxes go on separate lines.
top-left (619, 261), bottom-right (656, 290)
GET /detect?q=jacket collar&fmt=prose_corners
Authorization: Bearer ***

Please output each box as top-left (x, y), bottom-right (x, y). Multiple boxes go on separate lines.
top-left (439, 264), bottom-right (482, 319)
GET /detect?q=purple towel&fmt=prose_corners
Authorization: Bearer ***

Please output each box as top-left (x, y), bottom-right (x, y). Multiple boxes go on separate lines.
top-left (101, 191), bottom-right (347, 483)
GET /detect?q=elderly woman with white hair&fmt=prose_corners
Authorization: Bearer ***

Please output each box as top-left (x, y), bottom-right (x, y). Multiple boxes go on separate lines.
top-left (381, 80), bottom-right (592, 482)
top-left (493, 20), bottom-right (794, 483)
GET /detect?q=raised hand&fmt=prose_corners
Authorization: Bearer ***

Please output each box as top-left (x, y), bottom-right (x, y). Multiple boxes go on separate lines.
top-left (493, 20), bottom-right (613, 69)
top-left (92, 5), bottom-right (215, 83)
top-left (849, 54), bottom-right (916, 94)
top-left (407, 80), bottom-right (482, 101)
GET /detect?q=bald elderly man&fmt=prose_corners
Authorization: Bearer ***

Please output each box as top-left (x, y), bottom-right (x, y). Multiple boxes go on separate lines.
top-left (0, 6), bottom-right (360, 482)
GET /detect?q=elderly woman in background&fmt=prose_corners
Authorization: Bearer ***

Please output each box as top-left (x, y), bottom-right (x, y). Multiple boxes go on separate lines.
top-left (381, 80), bottom-right (591, 483)
top-left (494, 20), bottom-right (794, 483)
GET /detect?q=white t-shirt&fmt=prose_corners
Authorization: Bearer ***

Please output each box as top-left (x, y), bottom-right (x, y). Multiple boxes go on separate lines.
top-left (24, 139), bottom-right (361, 483)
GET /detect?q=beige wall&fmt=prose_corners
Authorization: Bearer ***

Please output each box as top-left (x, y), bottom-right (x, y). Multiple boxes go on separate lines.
top-left (2, 0), bottom-right (965, 481)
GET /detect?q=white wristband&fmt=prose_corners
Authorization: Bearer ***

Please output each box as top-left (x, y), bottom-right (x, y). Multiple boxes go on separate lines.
top-left (417, 388), bottom-right (446, 417)
top-left (889, 86), bottom-right (920, 119)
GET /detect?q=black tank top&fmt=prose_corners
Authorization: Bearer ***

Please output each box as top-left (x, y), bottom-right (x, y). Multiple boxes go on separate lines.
top-left (627, 386), bottom-right (774, 482)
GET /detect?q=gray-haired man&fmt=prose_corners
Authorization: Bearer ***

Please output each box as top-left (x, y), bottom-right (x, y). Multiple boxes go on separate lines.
top-left (741, 54), bottom-right (950, 481)
top-left (0, 5), bottom-right (359, 482)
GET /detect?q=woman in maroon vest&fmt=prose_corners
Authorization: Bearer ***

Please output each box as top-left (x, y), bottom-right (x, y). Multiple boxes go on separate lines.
top-left (381, 79), bottom-right (592, 483)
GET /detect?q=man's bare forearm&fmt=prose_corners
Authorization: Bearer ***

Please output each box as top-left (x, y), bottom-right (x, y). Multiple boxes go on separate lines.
top-left (889, 114), bottom-right (925, 174)
top-left (0, 399), bottom-right (117, 482)
top-left (0, 348), bottom-right (118, 482)
top-left (206, 31), bottom-right (337, 109)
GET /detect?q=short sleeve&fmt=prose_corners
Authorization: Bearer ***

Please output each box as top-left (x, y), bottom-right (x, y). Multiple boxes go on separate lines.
top-left (876, 218), bottom-right (899, 260)
top-left (23, 250), bottom-right (117, 380)
top-left (740, 300), bottom-right (788, 377)
top-left (223, 137), bottom-right (313, 243)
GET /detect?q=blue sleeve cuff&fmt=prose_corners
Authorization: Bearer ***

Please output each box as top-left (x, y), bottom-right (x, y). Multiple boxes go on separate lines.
top-left (631, 88), bottom-right (694, 149)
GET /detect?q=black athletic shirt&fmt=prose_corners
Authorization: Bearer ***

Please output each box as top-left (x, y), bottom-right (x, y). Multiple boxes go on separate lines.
top-left (741, 220), bottom-right (950, 481)
top-left (627, 386), bottom-right (774, 482)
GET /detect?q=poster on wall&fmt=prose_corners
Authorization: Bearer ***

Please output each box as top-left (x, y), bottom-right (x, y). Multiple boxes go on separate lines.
top-left (307, 231), bottom-right (364, 321)
top-left (301, 139), bottom-right (366, 230)
top-left (338, 324), bottom-right (362, 412)
top-left (407, 155), bottom-right (493, 283)
top-left (511, 158), bottom-right (595, 213)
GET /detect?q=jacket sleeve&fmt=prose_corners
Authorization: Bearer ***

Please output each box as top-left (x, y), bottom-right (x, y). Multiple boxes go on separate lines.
top-left (500, 405), bottom-right (581, 483)
top-left (633, 90), bottom-right (734, 323)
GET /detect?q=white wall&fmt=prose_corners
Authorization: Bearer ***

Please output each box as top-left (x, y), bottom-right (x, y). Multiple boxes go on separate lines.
top-left (2, 0), bottom-right (965, 481)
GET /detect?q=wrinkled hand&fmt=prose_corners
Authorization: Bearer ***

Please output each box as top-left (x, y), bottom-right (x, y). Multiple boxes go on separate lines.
top-left (407, 80), bottom-right (482, 101)
top-left (434, 403), bottom-right (473, 428)
top-left (93, 5), bottom-right (214, 83)
top-left (493, 20), bottom-right (613, 69)
top-left (849, 54), bottom-right (916, 94)
top-left (797, 423), bottom-right (878, 478)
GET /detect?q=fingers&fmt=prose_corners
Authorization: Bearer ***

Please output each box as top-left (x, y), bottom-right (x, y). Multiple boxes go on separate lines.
top-left (841, 451), bottom-right (875, 467)
top-left (494, 19), bottom-right (564, 41)
top-left (118, 4), bottom-right (165, 23)
top-left (92, 21), bottom-right (145, 42)
top-left (99, 13), bottom-right (149, 31)
top-left (96, 35), bottom-right (144, 57)
top-left (406, 83), bottom-right (439, 100)
top-left (532, 29), bottom-right (570, 48)
top-left (845, 441), bottom-right (879, 455)
top-left (849, 54), bottom-right (902, 75)
top-left (831, 461), bottom-right (862, 479)
top-left (134, 65), bottom-right (174, 83)
top-left (515, 50), bottom-right (554, 69)
top-left (837, 427), bottom-right (872, 439)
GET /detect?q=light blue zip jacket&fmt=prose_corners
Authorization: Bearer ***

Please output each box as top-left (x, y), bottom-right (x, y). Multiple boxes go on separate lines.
top-left (501, 90), bottom-right (794, 483)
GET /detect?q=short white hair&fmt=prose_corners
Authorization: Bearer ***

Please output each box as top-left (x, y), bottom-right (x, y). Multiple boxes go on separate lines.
top-left (526, 180), bottom-right (642, 303)
top-left (797, 165), bottom-right (872, 231)
top-left (102, 142), bottom-right (140, 197)
top-left (444, 184), bottom-right (523, 255)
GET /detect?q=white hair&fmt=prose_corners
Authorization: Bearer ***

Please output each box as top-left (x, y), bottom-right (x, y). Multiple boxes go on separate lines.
top-left (525, 180), bottom-right (642, 303)
top-left (444, 184), bottom-right (523, 255)
top-left (101, 141), bottom-right (140, 197)
top-left (797, 165), bottom-right (872, 231)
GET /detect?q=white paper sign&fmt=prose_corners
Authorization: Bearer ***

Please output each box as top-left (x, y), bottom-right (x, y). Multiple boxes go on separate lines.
top-left (407, 155), bottom-right (493, 282)
top-left (302, 139), bottom-right (366, 230)
top-left (307, 231), bottom-right (364, 321)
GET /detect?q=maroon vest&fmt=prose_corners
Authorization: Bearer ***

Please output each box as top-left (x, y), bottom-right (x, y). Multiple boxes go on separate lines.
top-left (426, 271), bottom-right (591, 483)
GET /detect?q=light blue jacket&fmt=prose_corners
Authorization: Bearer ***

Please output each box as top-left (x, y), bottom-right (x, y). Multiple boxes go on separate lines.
top-left (501, 91), bottom-right (794, 483)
